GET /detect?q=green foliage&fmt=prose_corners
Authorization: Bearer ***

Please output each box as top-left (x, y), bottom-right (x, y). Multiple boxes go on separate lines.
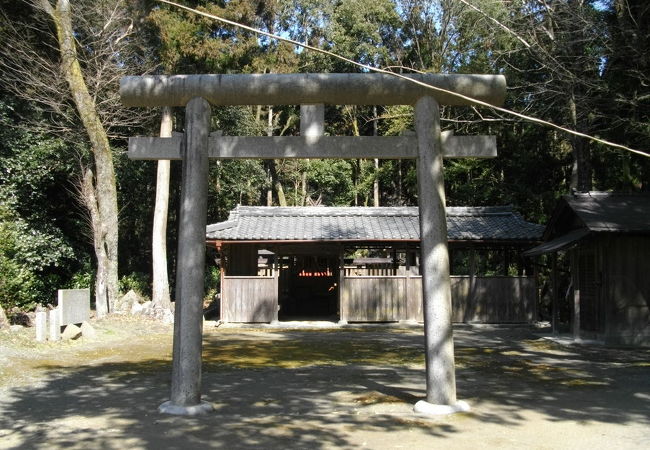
top-left (0, 241), bottom-right (42, 311)
top-left (0, 0), bottom-right (648, 316)
top-left (306, 159), bottom-right (354, 205)
top-left (209, 159), bottom-right (268, 221)
top-left (330, 0), bottom-right (401, 68)
top-left (119, 272), bottom-right (151, 298)
top-left (204, 264), bottom-right (220, 304)
top-left (67, 263), bottom-right (94, 291)
top-left (0, 205), bottom-right (72, 310)
top-left (0, 98), bottom-right (81, 311)
top-left (0, 208), bottom-right (75, 272)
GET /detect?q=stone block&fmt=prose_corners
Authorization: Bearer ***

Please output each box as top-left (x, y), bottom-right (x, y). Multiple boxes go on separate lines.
top-left (116, 290), bottom-right (143, 313)
top-left (0, 305), bottom-right (8, 329)
top-left (49, 308), bottom-right (61, 341)
top-left (80, 321), bottom-right (97, 339)
top-left (61, 323), bottom-right (82, 341)
top-left (161, 308), bottom-right (174, 325)
top-left (58, 289), bottom-right (90, 326)
top-left (35, 311), bottom-right (47, 342)
top-left (131, 302), bottom-right (144, 315)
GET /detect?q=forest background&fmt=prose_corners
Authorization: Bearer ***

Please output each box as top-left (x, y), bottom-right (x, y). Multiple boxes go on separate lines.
top-left (0, 0), bottom-right (647, 315)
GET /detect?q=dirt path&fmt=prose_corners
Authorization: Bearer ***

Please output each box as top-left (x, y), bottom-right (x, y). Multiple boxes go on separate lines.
top-left (1, 318), bottom-right (649, 449)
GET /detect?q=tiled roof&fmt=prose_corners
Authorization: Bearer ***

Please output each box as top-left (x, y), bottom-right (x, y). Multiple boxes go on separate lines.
top-left (563, 192), bottom-right (650, 233)
top-left (206, 206), bottom-right (543, 242)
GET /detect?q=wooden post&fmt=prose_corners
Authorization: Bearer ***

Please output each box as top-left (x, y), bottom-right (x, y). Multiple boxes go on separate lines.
top-left (272, 257), bottom-right (279, 323)
top-left (413, 96), bottom-right (465, 414)
top-left (160, 97), bottom-right (213, 415)
top-left (573, 250), bottom-right (581, 341)
top-left (574, 288), bottom-right (581, 341)
top-left (219, 248), bottom-right (225, 320)
top-left (338, 249), bottom-right (344, 323)
top-left (552, 253), bottom-right (558, 335)
top-left (405, 245), bottom-right (411, 321)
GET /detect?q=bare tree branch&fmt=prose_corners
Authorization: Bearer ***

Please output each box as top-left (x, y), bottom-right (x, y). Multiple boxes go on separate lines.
top-left (156, 0), bottom-right (648, 158)
top-left (0, 0), bottom-right (158, 141)
top-left (457, 0), bottom-right (531, 48)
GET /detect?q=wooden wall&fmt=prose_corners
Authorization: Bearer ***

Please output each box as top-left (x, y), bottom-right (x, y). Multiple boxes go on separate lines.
top-left (340, 277), bottom-right (406, 322)
top-left (220, 271), bottom-right (535, 324)
top-left (221, 276), bottom-right (277, 322)
top-left (450, 276), bottom-right (535, 323)
top-left (341, 275), bottom-right (535, 323)
top-left (599, 236), bottom-right (650, 346)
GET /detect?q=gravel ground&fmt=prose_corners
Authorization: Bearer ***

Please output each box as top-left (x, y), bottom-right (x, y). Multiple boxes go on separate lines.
top-left (0, 316), bottom-right (649, 449)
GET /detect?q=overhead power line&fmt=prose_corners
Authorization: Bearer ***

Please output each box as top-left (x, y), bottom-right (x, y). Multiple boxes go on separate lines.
top-left (156, 0), bottom-right (648, 158)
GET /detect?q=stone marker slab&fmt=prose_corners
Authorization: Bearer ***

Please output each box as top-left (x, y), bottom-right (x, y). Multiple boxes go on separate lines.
top-left (58, 289), bottom-right (90, 326)
top-left (35, 311), bottom-right (47, 342)
top-left (49, 309), bottom-right (61, 341)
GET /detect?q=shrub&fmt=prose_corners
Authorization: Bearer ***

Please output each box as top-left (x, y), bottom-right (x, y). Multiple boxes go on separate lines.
top-left (0, 205), bottom-right (75, 311)
top-left (119, 272), bottom-right (151, 298)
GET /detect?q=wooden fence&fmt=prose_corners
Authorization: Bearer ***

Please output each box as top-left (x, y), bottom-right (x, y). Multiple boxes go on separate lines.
top-left (340, 275), bottom-right (535, 323)
top-left (220, 274), bottom-right (535, 323)
top-left (221, 276), bottom-right (278, 322)
top-left (340, 276), bottom-right (406, 321)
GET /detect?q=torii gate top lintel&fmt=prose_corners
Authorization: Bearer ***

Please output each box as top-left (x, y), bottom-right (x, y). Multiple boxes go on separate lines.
top-left (120, 73), bottom-right (506, 108)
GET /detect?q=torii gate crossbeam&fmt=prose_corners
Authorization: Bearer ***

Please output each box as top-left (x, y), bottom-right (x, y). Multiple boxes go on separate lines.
top-left (120, 73), bottom-right (506, 416)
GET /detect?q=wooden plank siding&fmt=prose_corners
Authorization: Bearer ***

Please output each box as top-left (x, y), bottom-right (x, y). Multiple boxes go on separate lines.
top-left (341, 275), bottom-right (535, 323)
top-left (340, 276), bottom-right (405, 322)
top-left (221, 276), bottom-right (278, 322)
top-left (598, 236), bottom-right (650, 346)
top-left (221, 274), bottom-right (534, 324)
top-left (450, 276), bottom-right (535, 323)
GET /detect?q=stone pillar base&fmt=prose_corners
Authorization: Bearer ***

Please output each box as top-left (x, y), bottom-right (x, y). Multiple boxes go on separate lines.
top-left (159, 400), bottom-right (214, 416)
top-left (413, 399), bottom-right (470, 416)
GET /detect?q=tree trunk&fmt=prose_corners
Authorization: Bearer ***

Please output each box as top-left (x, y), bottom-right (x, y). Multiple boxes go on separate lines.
top-left (373, 158), bottom-right (380, 207)
top-left (373, 106), bottom-right (380, 207)
top-left (349, 109), bottom-right (362, 206)
top-left (263, 106), bottom-right (288, 206)
top-left (152, 107), bottom-right (172, 309)
top-left (81, 169), bottom-right (110, 317)
top-left (568, 94), bottom-right (592, 192)
top-left (266, 106), bottom-right (273, 205)
top-left (301, 169), bottom-right (308, 206)
top-left (268, 160), bottom-right (287, 206)
top-left (48, 0), bottom-right (119, 315)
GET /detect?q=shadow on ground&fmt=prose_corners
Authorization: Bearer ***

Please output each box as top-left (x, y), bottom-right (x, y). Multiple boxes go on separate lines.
top-left (0, 327), bottom-right (648, 449)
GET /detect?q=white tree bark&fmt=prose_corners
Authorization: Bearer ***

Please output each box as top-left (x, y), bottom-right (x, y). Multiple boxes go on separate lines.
top-left (152, 106), bottom-right (172, 309)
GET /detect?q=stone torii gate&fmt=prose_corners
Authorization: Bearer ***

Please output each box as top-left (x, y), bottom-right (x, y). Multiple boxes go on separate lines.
top-left (120, 73), bottom-right (506, 416)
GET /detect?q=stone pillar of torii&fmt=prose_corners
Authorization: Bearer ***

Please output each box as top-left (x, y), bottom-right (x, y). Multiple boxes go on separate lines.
top-left (120, 73), bottom-right (506, 416)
